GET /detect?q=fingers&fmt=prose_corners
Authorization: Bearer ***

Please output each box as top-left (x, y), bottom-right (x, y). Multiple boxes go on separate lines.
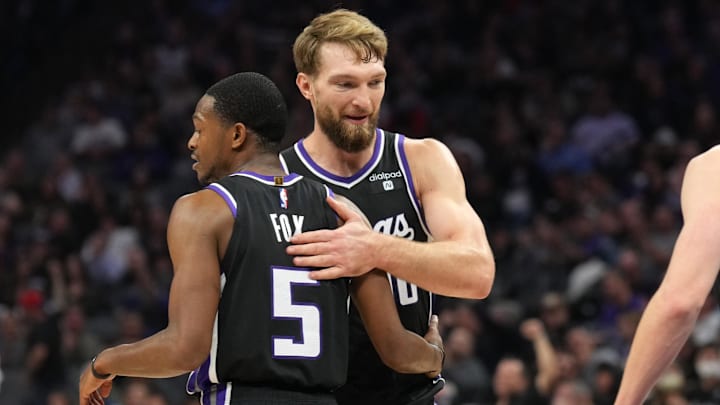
top-left (292, 254), bottom-right (336, 268)
top-left (289, 229), bottom-right (334, 245)
top-left (424, 314), bottom-right (444, 348)
top-left (90, 391), bottom-right (105, 405)
top-left (428, 314), bottom-right (439, 330)
top-left (99, 380), bottom-right (113, 397)
top-left (327, 196), bottom-right (362, 221)
top-left (287, 241), bottom-right (330, 256)
top-left (307, 267), bottom-right (346, 280)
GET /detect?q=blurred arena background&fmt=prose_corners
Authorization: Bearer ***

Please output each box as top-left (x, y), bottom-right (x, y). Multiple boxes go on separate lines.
top-left (1, 1), bottom-right (718, 404)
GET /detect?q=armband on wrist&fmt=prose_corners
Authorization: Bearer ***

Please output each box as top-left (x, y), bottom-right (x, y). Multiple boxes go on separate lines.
top-left (91, 355), bottom-right (112, 380)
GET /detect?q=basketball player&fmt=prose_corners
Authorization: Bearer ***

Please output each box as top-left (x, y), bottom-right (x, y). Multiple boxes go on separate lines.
top-left (78, 72), bottom-right (444, 405)
top-left (614, 145), bottom-right (720, 405)
top-left (281, 9), bottom-right (495, 405)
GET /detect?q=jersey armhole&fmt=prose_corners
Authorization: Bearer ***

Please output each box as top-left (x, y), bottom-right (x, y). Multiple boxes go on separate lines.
top-left (205, 183), bottom-right (238, 218)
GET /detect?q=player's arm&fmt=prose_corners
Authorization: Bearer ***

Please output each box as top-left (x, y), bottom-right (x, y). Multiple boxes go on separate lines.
top-left (380, 137), bottom-right (494, 297)
top-left (288, 139), bottom-right (494, 298)
top-left (350, 270), bottom-right (443, 377)
top-left (330, 194), bottom-right (443, 375)
top-left (79, 190), bottom-right (226, 403)
top-left (615, 147), bottom-right (720, 405)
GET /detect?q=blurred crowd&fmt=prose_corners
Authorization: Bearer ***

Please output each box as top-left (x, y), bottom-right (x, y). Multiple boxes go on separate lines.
top-left (1, 0), bottom-right (719, 404)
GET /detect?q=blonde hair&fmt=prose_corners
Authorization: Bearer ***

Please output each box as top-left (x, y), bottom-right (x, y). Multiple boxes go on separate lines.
top-left (293, 9), bottom-right (388, 75)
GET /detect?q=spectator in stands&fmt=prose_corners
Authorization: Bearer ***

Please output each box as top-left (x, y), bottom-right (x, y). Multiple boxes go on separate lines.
top-left (491, 319), bottom-right (560, 405)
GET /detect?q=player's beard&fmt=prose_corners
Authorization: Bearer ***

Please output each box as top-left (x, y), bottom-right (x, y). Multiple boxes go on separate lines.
top-left (317, 105), bottom-right (378, 153)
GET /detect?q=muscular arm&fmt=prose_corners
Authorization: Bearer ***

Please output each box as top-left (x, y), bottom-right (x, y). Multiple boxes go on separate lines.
top-left (289, 139), bottom-right (494, 299)
top-left (328, 195), bottom-right (443, 375)
top-left (351, 270), bottom-right (443, 376)
top-left (374, 138), bottom-right (494, 297)
top-left (615, 147), bottom-right (720, 405)
top-left (80, 190), bottom-right (227, 401)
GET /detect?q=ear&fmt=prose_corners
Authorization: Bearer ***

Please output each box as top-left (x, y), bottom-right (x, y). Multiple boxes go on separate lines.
top-left (296, 73), bottom-right (313, 101)
top-left (231, 123), bottom-right (248, 149)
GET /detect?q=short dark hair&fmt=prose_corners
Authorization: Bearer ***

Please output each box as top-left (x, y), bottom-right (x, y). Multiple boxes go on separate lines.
top-left (205, 72), bottom-right (288, 149)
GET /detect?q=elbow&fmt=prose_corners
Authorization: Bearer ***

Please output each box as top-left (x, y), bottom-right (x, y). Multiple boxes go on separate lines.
top-left (662, 293), bottom-right (703, 323)
top-left (470, 251), bottom-right (495, 299)
top-left (175, 348), bottom-right (208, 372)
top-left (172, 334), bottom-right (211, 371)
top-left (375, 341), bottom-right (406, 372)
top-left (379, 351), bottom-right (419, 374)
top-left (375, 339), bottom-right (424, 374)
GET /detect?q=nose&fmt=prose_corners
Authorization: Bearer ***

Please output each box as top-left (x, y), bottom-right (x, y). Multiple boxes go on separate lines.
top-left (187, 131), bottom-right (198, 150)
top-left (351, 86), bottom-right (372, 111)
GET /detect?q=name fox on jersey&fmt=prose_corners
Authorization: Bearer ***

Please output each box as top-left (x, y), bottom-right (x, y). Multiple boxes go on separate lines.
top-left (270, 213), bottom-right (304, 242)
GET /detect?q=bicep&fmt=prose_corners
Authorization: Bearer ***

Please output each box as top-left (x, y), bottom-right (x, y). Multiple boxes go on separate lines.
top-left (412, 139), bottom-right (487, 245)
top-left (662, 155), bottom-right (720, 298)
top-left (660, 218), bottom-right (720, 299)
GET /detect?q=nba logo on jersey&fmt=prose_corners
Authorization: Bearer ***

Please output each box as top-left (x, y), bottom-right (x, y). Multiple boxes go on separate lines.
top-left (279, 188), bottom-right (289, 209)
top-left (382, 180), bottom-right (394, 191)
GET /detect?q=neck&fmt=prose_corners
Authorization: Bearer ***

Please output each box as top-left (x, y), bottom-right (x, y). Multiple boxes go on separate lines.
top-left (302, 128), bottom-right (377, 177)
top-left (231, 152), bottom-right (285, 176)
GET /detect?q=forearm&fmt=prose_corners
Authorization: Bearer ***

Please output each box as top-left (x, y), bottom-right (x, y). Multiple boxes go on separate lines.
top-left (93, 328), bottom-right (206, 379)
top-left (379, 331), bottom-right (443, 374)
top-left (532, 334), bottom-right (560, 394)
top-left (615, 292), bottom-right (701, 405)
top-left (372, 235), bottom-right (494, 298)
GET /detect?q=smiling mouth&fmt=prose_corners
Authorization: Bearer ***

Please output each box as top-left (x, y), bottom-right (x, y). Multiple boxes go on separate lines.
top-left (345, 115), bottom-right (368, 123)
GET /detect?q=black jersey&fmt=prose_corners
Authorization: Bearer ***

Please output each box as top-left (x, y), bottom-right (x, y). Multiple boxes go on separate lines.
top-left (281, 129), bottom-right (435, 405)
top-left (185, 171), bottom-right (350, 404)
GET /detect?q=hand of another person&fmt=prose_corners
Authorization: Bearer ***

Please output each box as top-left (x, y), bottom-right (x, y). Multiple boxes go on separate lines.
top-left (520, 318), bottom-right (545, 341)
top-left (424, 314), bottom-right (444, 378)
top-left (287, 196), bottom-right (376, 279)
top-left (78, 361), bottom-right (113, 405)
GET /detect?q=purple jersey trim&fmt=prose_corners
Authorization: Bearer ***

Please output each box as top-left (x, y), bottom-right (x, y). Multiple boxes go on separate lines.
top-left (397, 135), bottom-right (426, 227)
top-left (206, 183), bottom-right (237, 218)
top-left (296, 128), bottom-right (383, 184)
top-left (324, 185), bottom-right (335, 198)
top-left (230, 171), bottom-right (303, 186)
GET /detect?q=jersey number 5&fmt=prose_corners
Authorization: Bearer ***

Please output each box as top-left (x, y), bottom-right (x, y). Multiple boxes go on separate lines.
top-left (271, 267), bottom-right (321, 358)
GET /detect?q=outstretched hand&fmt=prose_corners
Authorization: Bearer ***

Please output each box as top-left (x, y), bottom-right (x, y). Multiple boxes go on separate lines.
top-left (79, 362), bottom-right (113, 405)
top-left (287, 196), bottom-right (376, 280)
top-left (424, 314), bottom-right (444, 378)
top-left (519, 318), bottom-right (546, 341)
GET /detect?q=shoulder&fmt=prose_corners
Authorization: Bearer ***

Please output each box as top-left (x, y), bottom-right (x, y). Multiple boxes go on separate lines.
top-left (685, 145), bottom-right (720, 186)
top-left (688, 145), bottom-right (720, 170)
top-left (681, 145), bottom-right (720, 215)
top-left (401, 137), bottom-right (455, 161)
top-left (400, 137), bottom-right (465, 197)
top-left (171, 189), bottom-right (232, 228)
top-left (174, 188), bottom-right (226, 211)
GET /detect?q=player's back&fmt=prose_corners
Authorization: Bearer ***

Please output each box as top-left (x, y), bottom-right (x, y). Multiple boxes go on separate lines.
top-left (186, 171), bottom-right (349, 404)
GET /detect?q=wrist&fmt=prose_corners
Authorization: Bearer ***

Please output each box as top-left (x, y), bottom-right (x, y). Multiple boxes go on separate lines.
top-left (370, 233), bottom-right (393, 270)
top-left (429, 343), bottom-right (445, 368)
top-left (91, 354), bottom-right (112, 380)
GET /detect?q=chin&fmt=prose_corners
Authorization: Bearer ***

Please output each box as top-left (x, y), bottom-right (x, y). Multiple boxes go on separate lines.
top-left (196, 173), bottom-right (211, 186)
